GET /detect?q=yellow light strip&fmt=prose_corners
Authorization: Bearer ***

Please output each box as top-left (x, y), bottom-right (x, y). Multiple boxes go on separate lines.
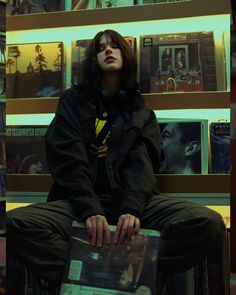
top-left (6, 108), bottom-right (230, 125)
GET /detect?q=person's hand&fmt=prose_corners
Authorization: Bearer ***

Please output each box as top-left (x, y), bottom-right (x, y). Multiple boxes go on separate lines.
top-left (85, 215), bottom-right (110, 247)
top-left (114, 214), bottom-right (140, 244)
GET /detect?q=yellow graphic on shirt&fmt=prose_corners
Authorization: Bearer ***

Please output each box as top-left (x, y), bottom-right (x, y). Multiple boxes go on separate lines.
top-left (95, 118), bottom-right (109, 158)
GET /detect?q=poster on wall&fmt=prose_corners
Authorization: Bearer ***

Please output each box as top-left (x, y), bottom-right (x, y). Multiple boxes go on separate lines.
top-left (158, 119), bottom-right (208, 174)
top-left (6, 125), bottom-right (49, 174)
top-left (6, 42), bottom-right (63, 98)
top-left (6, 0), bottom-right (64, 15)
top-left (140, 32), bottom-right (217, 93)
top-left (71, 36), bottom-right (135, 85)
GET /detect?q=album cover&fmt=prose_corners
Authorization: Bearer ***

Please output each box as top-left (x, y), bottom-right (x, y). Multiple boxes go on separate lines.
top-left (210, 122), bottom-right (230, 174)
top-left (0, 76), bottom-right (5, 100)
top-left (72, 36), bottom-right (135, 85)
top-left (72, 0), bottom-right (134, 9)
top-left (96, 0), bottom-right (134, 8)
top-left (231, 29), bottom-right (236, 78)
top-left (137, 0), bottom-right (185, 4)
top-left (158, 119), bottom-right (208, 174)
top-left (231, 0), bottom-right (236, 24)
top-left (0, 173), bottom-right (5, 199)
top-left (6, 125), bottom-right (49, 174)
top-left (0, 37), bottom-right (5, 66)
top-left (6, 42), bottom-right (63, 98)
top-left (71, 0), bottom-right (95, 9)
top-left (140, 32), bottom-right (217, 93)
top-left (0, 102), bottom-right (5, 137)
top-left (0, 202), bottom-right (5, 234)
top-left (0, 2), bottom-right (5, 32)
top-left (0, 102), bottom-right (6, 183)
top-left (6, 0), bottom-right (63, 15)
top-left (60, 221), bottom-right (160, 295)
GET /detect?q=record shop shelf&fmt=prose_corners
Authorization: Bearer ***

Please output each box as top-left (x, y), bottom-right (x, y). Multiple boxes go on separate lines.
top-left (6, 174), bottom-right (230, 194)
top-left (7, 0), bottom-right (230, 31)
top-left (6, 92), bottom-right (230, 114)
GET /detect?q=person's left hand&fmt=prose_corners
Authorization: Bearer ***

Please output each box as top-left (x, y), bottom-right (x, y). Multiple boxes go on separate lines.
top-left (114, 214), bottom-right (140, 244)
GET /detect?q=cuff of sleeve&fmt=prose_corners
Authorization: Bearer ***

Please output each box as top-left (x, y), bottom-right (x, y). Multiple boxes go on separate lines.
top-left (119, 207), bottom-right (142, 219)
top-left (78, 209), bottom-right (106, 222)
top-left (68, 192), bottom-right (106, 222)
top-left (119, 191), bottom-right (146, 219)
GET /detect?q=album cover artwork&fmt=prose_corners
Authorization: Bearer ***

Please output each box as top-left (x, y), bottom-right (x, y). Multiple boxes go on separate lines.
top-left (0, 37), bottom-right (5, 66)
top-left (137, 0), bottom-right (185, 4)
top-left (72, 0), bottom-right (134, 9)
top-left (0, 2), bottom-right (5, 32)
top-left (0, 102), bottom-right (5, 199)
top-left (0, 173), bottom-right (5, 199)
top-left (0, 76), bottom-right (5, 100)
top-left (158, 119), bottom-right (208, 174)
top-left (71, 0), bottom-right (95, 9)
top-left (140, 32), bottom-right (217, 93)
top-left (96, 0), bottom-right (134, 8)
top-left (0, 202), bottom-right (5, 235)
top-left (0, 101), bottom-right (6, 174)
top-left (231, 29), bottom-right (236, 78)
top-left (6, 42), bottom-right (63, 98)
top-left (71, 36), bottom-right (135, 85)
top-left (0, 64), bottom-right (5, 100)
top-left (60, 221), bottom-right (160, 295)
top-left (210, 122), bottom-right (230, 174)
top-left (6, 125), bottom-right (49, 174)
top-left (0, 102), bottom-right (5, 137)
top-left (6, 0), bottom-right (63, 15)
top-left (231, 0), bottom-right (236, 24)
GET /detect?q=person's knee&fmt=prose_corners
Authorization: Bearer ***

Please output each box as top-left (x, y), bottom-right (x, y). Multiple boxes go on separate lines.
top-left (7, 207), bottom-right (29, 234)
top-left (204, 209), bottom-right (225, 241)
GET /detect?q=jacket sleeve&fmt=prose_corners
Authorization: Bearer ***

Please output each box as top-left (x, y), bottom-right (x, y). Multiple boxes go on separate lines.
top-left (119, 109), bottom-right (161, 218)
top-left (45, 89), bottom-right (105, 221)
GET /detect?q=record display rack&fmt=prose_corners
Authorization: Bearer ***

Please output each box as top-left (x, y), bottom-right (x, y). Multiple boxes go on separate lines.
top-left (7, 0), bottom-right (229, 31)
top-left (6, 2), bottom-right (231, 188)
top-left (230, 20), bottom-right (236, 271)
top-left (6, 174), bottom-right (230, 194)
top-left (6, 92), bottom-right (230, 114)
top-left (6, 0), bottom-right (231, 223)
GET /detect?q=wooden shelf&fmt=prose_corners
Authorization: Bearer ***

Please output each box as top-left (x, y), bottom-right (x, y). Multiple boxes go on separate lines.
top-left (7, 0), bottom-right (230, 31)
top-left (6, 97), bottom-right (58, 114)
top-left (6, 174), bottom-right (230, 193)
top-left (6, 92), bottom-right (230, 114)
top-left (144, 91), bottom-right (230, 110)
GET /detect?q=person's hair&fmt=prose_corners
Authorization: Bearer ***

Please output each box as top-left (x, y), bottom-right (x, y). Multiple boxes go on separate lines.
top-left (177, 122), bottom-right (201, 173)
top-left (75, 29), bottom-right (144, 111)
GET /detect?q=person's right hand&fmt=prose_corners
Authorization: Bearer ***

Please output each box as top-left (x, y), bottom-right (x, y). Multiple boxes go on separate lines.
top-left (85, 215), bottom-right (110, 247)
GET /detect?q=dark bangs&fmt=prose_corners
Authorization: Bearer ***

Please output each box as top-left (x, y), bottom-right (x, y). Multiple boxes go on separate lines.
top-left (77, 29), bottom-right (144, 110)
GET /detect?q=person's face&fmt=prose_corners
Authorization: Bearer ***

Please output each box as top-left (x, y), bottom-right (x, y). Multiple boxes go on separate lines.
top-left (28, 161), bottom-right (43, 174)
top-left (96, 34), bottom-right (123, 72)
top-left (159, 123), bottom-right (186, 173)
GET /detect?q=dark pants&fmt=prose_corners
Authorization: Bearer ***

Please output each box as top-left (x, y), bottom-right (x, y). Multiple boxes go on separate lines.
top-left (7, 194), bottom-right (225, 286)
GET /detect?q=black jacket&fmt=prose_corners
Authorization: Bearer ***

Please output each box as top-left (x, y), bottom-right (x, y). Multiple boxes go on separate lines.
top-left (45, 87), bottom-right (161, 221)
